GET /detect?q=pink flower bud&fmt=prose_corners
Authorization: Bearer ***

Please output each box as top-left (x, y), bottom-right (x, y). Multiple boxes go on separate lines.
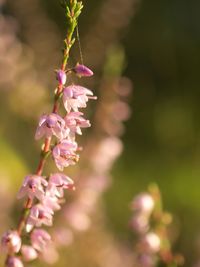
top-left (73, 64), bottom-right (93, 77)
top-left (21, 245), bottom-right (38, 261)
top-left (56, 70), bottom-right (67, 85)
top-left (1, 230), bottom-right (21, 254)
top-left (6, 257), bottom-right (24, 267)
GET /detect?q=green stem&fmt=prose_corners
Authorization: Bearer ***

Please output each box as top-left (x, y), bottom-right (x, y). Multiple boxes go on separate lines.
top-left (5, 1), bottom-right (83, 266)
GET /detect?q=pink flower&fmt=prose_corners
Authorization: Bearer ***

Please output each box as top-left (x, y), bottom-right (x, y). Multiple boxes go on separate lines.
top-left (53, 228), bottom-right (74, 246)
top-left (56, 69), bottom-right (67, 85)
top-left (130, 214), bottom-right (149, 234)
top-left (63, 85), bottom-right (96, 112)
top-left (39, 243), bottom-right (59, 264)
top-left (17, 175), bottom-right (48, 201)
top-left (139, 254), bottom-right (155, 267)
top-left (31, 229), bottom-right (51, 252)
top-left (47, 173), bottom-right (75, 197)
top-left (52, 139), bottom-right (79, 171)
top-left (35, 113), bottom-right (67, 140)
top-left (26, 204), bottom-right (53, 232)
top-left (64, 204), bottom-right (91, 231)
top-left (64, 112), bottom-right (91, 137)
top-left (73, 64), bottom-right (93, 77)
top-left (21, 245), bottom-right (38, 261)
top-left (6, 257), bottom-right (24, 267)
top-left (41, 194), bottom-right (61, 211)
top-left (1, 230), bottom-right (21, 254)
top-left (131, 193), bottom-right (154, 215)
top-left (141, 232), bottom-right (161, 253)
top-left (91, 137), bottom-right (123, 173)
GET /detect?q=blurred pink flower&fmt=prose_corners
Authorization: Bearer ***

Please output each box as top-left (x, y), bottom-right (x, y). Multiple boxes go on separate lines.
top-left (1, 231), bottom-right (21, 254)
top-left (130, 214), bottom-right (149, 234)
top-left (73, 64), bottom-right (93, 77)
top-left (131, 193), bottom-right (154, 215)
top-left (64, 111), bottom-right (91, 137)
top-left (52, 139), bottom-right (79, 171)
top-left (53, 228), bottom-right (74, 246)
top-left (26, 204), bottom-right (54, 232)
top-left (35, 113), bottom-right (67, 140)
top-left (141, 232), bottom-right (161, 253)
top-left (63, 85), bottom-right (96, 112)
top-left (6, 257), bottom-right (24, 267)
top-left (47, 173), bottom-right (75, 198)
top-left (31, 229), bottom-right (51, 252)
top-left (17, 175), bottom-right (47, 201)
top-left (41, 194), bottom-right (61, 211)
top-left (64, 204), bottom-right (91, 231)
top-left (21, 245), bottom-right (38, 261)
top-left (139, 254), bottom-right (155, 267)
top-left (112, 101), bottom-right (131, 122)
top-left (91, 137), bottom-right (123, 173)
top-left (39, 243), bottom-right (59, 264)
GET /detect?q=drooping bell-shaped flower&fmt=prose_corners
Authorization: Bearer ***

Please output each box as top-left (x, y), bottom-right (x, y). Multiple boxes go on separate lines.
top-left (64, 112), bottom-right (91, 138)
top-left (31, 229), bottom-right (51, 252)
top-left (17, 175), bottom-right (48, 201)
top-left (26, 204), bottom-right (54, 232)
top-left (1, 230), bottom-right (21, 254)
top-left (6, 257), bottom-right (24, 267)
top-left (52, 139), bottom-right (79, 171)
top-left (41, 194), bottom-right (61, 212)
top-left (35, 113), bottom-right (67, 140)
top-left (47, 173), bottom-right (75, 198)
top-left (63, 85), bottom-right (96, 113)
top-left (21, 245), bottom-right (38, 262)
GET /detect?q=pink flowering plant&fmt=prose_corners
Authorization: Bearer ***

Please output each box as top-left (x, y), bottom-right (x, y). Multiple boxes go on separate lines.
top-left (130, 184), bottom-right (184, 267)
top-left (1, 1), bottom-right (96, 266)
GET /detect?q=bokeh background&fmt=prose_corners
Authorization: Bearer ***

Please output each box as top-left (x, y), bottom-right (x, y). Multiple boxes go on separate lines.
top-left (0, 0), bottom-right (200, 266)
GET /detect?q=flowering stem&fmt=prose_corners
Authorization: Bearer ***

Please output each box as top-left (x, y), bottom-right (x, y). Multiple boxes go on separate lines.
top-left (7, 0), bottom-right (83, 261)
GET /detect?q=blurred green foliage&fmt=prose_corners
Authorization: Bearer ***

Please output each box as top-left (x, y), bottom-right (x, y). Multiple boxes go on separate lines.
top-left (104, 0), bottom-right (200, 265)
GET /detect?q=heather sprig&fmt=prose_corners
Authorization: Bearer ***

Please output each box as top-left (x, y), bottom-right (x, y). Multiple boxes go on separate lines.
top-left (1, 1), bottom-right (96, 266)
top-left (46, 46), bottom-right (133, 262)
top-left (130, 184), bottom-right (184, 267)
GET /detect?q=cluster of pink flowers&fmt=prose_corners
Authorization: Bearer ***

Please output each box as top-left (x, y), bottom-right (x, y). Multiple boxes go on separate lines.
top-left (32, 72), bottom-right (133, 263)
top-left (1, 64), bottom-right (95, 267)
top-left (130, 187), bottom-right (183, 267)
top-left (130, 192), bottom-right (161, 267)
